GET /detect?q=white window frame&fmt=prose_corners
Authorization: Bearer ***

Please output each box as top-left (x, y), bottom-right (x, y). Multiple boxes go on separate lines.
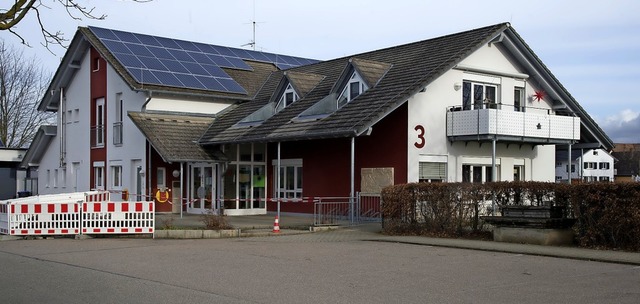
top-left (462, 80), bottom-right (499, 110)
top-left (94, 162), bottom-right (105, 190)
top-left (114, 93), bottom-right (124, 146)
top-left (111, 165), bottom-right (123, 189)
top-left (275, 83), bottom-right (299, 112)
top-left (157, 167), bottom-right (166, 190)
top-left (419, 162), bottom-right (447, 183)
top-left (94, 97), bottom-right (105, 148)
top-left (337, 71), bottom-right (368, 108)
top-left (272, 159), bottom-right (303, 199)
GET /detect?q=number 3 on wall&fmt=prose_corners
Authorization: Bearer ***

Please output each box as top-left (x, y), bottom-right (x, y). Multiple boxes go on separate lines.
top-left (414, 125), bottom-right (425, 148)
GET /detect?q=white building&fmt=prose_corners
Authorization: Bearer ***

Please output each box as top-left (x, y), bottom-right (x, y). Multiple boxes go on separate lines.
top-left (23, 23), bottom-right (614, 215)
top-left (555, 149), bottom-right (615, 182)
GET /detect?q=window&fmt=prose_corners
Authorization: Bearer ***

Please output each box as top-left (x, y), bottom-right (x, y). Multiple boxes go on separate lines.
top-left (45, 169), bottom-right (50, 188)
top-left (599, 162), bottom-right (610, 170)
top-left (61, 168), bottom-right (67, 188)
top-left (114, 93), bottom-right (123, 146)
top-left (275, 84), bottom-right (299, 112)
top-left (514, 87), bottom-right (525, 112)
top-left (337, 71), bottom-right (368, 108)
top-left (583, 162), bottom-right (597, 170)
top-left (566, 164), bottom-right (576, 173)
top-left (462, 165), bottom-right (499, 183)
top-left (599, 176), bottom-right (610, 182)
top-left (157, 167), bottom-right (166, 190)
top-left (274, 160), bottom-right (303, 199)
top-left (513, 165), bottom-right (524, 181)
top-left (462, 81), bottom-right (498, 110)
top-left (112, 165), bottom-right (123, 189)
top-left (419, 162), bottom-right (446, 183)
top-left (94, 165), bottom-right (104, 190)
top-left (92, 98), bottom-right (105, 148)
top-left (53, 169), bottom-right (58, 188)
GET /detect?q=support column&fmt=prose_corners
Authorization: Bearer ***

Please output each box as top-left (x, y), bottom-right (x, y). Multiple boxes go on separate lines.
top-left (180, 162), bottom-right (184, 218)
top-left (277, 142), bottom-right (281, 219)
top-left (568, 144), bottom-right (572, 184)
top-left (491, 138), bottom-right (496, 215)
top-left (350, 137), bottom-right (355, 223)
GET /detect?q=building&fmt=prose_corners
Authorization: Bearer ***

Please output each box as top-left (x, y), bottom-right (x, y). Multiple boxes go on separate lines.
top-left (0, 139), bottom-right (28, 199)
top-left (611, 143), bottom-right (640, 182)
top-left (555, 149), bottom-right (615, 182)
top-left (24, 23), bottom-right (613, 215)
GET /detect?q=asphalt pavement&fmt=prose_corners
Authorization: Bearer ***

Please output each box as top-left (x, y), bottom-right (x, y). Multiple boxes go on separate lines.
top-left (152, 213), bottom-right (640, 266)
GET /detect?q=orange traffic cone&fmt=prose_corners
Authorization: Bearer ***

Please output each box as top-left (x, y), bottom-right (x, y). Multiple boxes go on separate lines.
top-left (273, 216), bottom-right (280, 233)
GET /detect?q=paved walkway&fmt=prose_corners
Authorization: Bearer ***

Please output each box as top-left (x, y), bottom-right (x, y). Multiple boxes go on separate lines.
top-left (155, 213), bottom-right (640, 266)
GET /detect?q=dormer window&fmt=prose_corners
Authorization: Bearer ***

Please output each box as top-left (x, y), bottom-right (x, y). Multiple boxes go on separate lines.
top-left (275, 83), bottom-right (299, 112)
top-left (337, 71), bottom-right (368, 108)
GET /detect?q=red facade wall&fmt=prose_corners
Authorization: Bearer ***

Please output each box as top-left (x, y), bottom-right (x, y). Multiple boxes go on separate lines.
top-left (89, 47), bottom-right (107, 189)
top-left (148, 145), bottom-right (181, 213)
top-left (266, 103), bottom-right (408, 213)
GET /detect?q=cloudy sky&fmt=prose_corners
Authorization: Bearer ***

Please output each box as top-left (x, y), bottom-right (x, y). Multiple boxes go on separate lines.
top-left (4, 0), bottom-right (639, 143)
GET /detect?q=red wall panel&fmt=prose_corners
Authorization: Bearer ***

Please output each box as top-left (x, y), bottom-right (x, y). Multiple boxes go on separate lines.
top-left (266, 103), bottom-right (408, 213)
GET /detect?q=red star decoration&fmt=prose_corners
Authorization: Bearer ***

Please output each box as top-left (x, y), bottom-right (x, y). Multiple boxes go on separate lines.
top-left (533, 90), bottom-right (546, 102)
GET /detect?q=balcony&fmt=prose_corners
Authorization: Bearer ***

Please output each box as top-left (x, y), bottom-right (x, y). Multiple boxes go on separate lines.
top-left (446, 104), bottom-right (580, 144)
top-left (90, 125), bottom-right (105, 148)
top-left (113, 122), bottom-right (123, 146)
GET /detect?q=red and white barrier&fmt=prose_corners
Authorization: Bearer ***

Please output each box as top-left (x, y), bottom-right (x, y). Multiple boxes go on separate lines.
top-left (0, 191), bottom-right (154, 237)
top-left (81, 201), bottom-right (154, 234)
top-left (6, 202), bottom-right (80, 236)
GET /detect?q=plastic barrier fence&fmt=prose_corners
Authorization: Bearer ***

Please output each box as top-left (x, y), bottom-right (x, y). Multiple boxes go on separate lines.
top-left (82, 201), bottom-right (154, 234)
top-left (0, 191), bottom-right (153, 236)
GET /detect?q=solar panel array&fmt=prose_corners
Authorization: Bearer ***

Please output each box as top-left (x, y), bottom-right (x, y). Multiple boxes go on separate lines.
top-left (89, 26), bottom-right (318, 94)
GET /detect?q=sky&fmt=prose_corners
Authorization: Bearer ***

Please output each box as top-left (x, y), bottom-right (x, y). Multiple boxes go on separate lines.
top-left (3, 0), bottom-right (639, 144)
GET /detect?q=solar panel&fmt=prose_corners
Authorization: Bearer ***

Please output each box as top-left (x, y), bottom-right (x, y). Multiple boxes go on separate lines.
top-left (89, 26), bottom-right (317, 94)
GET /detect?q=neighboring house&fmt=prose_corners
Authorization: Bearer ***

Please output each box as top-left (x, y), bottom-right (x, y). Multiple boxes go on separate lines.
top-left (0, 144), bottom-right (27, 200)
top-left (24, 23), bottom-right (613, 215)
top-left (555, 149), bottom-right (615, 182)
top-left (611, 143), bottom-right (640, 182)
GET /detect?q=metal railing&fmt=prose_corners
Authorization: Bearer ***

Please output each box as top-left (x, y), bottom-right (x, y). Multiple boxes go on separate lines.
top-left (313, 193), bottom-right (382, 226)
top-left (90, 125), bottom-right (105, 148)
top-left (113, 122), bottom-right (123, 145)
top-left (446, 103), bottom-right (580, 141)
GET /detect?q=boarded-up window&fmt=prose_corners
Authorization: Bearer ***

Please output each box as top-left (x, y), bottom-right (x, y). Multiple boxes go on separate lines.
top-left (419, 162), bottom-right (446, 182)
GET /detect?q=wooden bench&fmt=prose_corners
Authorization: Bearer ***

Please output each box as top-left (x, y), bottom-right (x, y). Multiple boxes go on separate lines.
top-left (481, 205), bottom-right (575, 245)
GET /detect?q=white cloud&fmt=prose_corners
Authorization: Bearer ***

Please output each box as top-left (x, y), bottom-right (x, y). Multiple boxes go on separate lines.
top-left (598, 109), bottom-right (640, 143)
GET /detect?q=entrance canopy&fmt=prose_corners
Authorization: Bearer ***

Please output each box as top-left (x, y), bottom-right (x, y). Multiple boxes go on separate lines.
top-left (129, 112), bottom-right (226, 163)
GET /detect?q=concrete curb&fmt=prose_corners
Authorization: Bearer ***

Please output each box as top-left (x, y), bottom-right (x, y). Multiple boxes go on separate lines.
top-left (154, 229), bottom-right (240, 239)
top-left (370, 237), bottom-right (640, 266)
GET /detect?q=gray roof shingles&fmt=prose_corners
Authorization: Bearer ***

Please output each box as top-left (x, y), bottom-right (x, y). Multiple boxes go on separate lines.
top-left (199, 23), bottom-right (507, 144)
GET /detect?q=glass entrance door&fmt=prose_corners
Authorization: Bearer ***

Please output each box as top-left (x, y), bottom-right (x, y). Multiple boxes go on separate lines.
top-left (188, 164), bottom-right (216, 214)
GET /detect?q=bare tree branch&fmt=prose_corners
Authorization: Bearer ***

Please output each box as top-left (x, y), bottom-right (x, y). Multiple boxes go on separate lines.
top-left (0, 0), bottom-right (152, 53)
top-left (0, 39), bottom-right (54, 148)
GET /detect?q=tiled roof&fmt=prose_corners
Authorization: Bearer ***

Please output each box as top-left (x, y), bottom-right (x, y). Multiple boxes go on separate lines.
top-left (286, 71), bottom-right (325, 98)
top-left (200, 23), bottom-right (508, 144)
top-left (128, 112), bottom-right (224, 162)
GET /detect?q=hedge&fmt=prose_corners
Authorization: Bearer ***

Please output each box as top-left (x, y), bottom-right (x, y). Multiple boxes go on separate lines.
top-left (381, 182), bottom-right (640, 251)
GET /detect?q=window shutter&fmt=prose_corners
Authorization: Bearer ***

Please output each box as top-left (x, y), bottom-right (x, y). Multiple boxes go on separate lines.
top-left (419, 162), bottom-right (446, 180)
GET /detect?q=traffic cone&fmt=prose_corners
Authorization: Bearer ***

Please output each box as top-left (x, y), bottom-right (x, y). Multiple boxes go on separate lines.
top-left (273, 216), bottom-right (280, 233)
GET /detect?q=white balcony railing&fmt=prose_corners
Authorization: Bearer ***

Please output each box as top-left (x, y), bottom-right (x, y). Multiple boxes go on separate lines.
top-left (446, 105), bottom-right (580, 142)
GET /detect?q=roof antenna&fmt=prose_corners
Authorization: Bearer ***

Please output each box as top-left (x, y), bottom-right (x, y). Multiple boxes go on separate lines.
top-left (242, 0), bottom-right (264, 50)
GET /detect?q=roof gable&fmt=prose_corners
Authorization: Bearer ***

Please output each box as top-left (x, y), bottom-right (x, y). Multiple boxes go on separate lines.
top-left (128, 112), bottom-right (223, 162)
top-left (200, 23), bottom-right (509, 144)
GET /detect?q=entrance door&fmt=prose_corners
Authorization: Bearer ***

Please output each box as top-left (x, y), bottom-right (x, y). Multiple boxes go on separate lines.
top-left (188, 164), bottom-right (216, 214)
